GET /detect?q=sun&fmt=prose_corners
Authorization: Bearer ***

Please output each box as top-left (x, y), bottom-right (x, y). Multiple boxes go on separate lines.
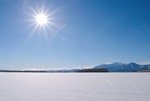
top-left (27, 1), bottom-right (67, 40)
top-left (35, 14), bottom-right (48, 25)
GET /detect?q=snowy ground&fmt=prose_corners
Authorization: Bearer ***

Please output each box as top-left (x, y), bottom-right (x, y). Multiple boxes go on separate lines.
top-left (0, 73), bottom-right (150, 101)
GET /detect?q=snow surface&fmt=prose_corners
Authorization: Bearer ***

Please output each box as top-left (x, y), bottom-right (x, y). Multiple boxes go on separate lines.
top-left (0, 73), bottom-right (150, 101)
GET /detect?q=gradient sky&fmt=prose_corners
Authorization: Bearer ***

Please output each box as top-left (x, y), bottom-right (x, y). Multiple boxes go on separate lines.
top-left (0, 0), bottom-right (150, 69)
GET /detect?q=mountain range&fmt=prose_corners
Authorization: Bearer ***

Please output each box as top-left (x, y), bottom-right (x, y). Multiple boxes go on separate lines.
top-left (94, 62), bottom-right (150, 72)
top-left (0, 62), bottom-right (150, 72)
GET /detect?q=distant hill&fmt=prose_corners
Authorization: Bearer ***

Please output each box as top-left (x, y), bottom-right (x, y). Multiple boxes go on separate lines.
top-left (94, 62), bottom-right (150, 72)
top-left (0, 69), bottom-right (80, 73)
top-left (132, 69), bottom-right (150, 72)
top-left (75, 68), bottom-right (108, 72)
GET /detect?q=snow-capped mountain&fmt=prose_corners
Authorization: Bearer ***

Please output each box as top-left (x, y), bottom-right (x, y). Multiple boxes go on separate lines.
top-left (94, 62), bottom-right (150, 72)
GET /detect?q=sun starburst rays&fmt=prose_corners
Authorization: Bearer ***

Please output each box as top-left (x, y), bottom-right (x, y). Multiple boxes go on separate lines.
top-left (26, 5), bottom-right (57, 41)
top-left (26, 1), bottom-right (68, 42)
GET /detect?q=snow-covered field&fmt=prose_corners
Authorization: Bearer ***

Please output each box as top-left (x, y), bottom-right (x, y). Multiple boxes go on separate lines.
top-left (0, 73), bottom-right (150, 101)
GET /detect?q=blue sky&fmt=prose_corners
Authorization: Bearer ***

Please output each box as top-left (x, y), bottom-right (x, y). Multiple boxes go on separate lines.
top-left (0, 0), bottom-right (150, 69)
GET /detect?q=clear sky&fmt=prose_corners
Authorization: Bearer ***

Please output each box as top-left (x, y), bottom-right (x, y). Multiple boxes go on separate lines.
top-left (0, 0), bottom-right (150, 69)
